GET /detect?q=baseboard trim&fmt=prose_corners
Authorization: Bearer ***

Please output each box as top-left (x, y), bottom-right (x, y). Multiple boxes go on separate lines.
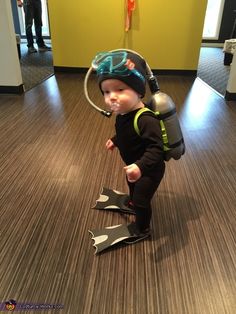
top-left (225, 90), bottom-right (236, 101)
top-left (0, 84), bottom-right (24, 94)
top-left (54, 66), bottom-right (88, 73)
top-left (152, 69), bottom-right (197, 76)
top-left (201, 43), bottom-right (224, 48)
top-left (54, 66), bottom-right (197, 76)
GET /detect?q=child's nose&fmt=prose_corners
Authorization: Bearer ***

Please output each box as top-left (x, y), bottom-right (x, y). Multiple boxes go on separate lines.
top-left (109, 91), bottom-right (117, 100)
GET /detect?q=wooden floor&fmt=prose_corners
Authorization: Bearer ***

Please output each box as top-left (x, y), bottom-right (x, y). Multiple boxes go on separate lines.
top-left (0, 73), bottom-right (235, 314)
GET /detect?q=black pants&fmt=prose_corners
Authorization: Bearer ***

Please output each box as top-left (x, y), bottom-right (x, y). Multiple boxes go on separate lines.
top-left (127, 164), bottom-right (165, 231)
top-left (24, 1), bottom-right (44, 47)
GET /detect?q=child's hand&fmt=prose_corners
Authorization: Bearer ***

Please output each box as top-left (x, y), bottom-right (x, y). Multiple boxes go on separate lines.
top-left (124, 164), bottom-right (141, 182)
top-left (105, 139), bottom-right (115, 151)
top-left (17, 0), bottom-right (23, 7)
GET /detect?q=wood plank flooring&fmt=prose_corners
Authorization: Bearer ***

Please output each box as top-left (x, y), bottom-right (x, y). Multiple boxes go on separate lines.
top-left (0, 73), bottom-right (236, 314)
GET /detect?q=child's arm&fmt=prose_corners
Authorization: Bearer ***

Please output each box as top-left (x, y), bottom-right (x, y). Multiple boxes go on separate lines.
top-left (124, 163), bottom-right (141, 182)
top-left (135, 114), bottom-right (164, 174)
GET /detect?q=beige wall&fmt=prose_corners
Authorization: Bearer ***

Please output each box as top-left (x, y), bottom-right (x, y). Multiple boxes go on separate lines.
top-left (0, 0), bottom-right (22, 87)
top-left (48, 0), bottom-right (207, 70)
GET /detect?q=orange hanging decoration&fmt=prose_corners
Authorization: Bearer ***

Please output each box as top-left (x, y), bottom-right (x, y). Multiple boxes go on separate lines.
top-left (125, 0), bottom-right (136, 32)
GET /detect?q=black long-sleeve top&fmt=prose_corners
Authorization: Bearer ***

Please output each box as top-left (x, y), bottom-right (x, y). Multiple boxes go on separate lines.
top-left (112, 108), bottom-right (165, 175)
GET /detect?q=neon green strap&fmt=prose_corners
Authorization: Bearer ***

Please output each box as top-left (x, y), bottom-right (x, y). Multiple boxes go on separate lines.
top-left (133, 107), bottom-right (170, 151)
top-left (159, 118), bottom-right (170, 151)
top-left (133, 108), bottom-right (152, 136)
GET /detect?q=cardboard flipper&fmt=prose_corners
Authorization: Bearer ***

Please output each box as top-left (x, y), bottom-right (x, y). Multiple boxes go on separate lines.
top-left (92, 187), bottom-right (135, 215)
top-left (89, 224), bottom-right (132, 254)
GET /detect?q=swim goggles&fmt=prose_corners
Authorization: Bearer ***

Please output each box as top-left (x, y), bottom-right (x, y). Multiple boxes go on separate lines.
top-left (92, 51), bottom-right (145, 82)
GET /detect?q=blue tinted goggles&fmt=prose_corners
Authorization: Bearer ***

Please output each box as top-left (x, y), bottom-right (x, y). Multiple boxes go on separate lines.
top-left (92, 51), bottom-right (145, 82)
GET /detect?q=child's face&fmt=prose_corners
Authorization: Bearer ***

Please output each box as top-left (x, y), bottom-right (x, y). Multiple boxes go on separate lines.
top-left (101, 79), bottom-right (142, 115)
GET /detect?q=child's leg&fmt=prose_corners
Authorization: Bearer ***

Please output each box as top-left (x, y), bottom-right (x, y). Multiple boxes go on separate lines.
top-left (131, 168), bottom-right (165, 232)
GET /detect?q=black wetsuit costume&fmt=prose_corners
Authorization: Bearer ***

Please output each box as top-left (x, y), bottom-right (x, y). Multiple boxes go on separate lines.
top-left (112, 108), bottom-right (165, 231)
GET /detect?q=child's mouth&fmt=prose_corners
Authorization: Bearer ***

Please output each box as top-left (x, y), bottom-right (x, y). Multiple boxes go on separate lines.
top-left (110, 103), bottom-right (120, 112)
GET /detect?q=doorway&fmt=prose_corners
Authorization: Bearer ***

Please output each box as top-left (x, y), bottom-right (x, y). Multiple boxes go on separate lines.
top-left (17, 0), bottom-right (50, 37)
top-left (202, 0), bottom-right (225, 40)
top-left (198, 0), bottom-right (230, 96)
top-left (11, 0), bottom-right (54, 92)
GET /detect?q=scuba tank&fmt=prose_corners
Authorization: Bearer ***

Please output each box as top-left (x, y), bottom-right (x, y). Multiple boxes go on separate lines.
top-left (147, 76), bottom-right (185, 161)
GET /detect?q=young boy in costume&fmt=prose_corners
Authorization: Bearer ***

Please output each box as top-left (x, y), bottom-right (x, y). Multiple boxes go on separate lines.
top-left (94, 51), bottom-right (165, 243)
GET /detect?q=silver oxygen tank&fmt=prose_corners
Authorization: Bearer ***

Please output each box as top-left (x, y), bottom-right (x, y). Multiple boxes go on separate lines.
top-left (148, 76), bottom-right (185, 161)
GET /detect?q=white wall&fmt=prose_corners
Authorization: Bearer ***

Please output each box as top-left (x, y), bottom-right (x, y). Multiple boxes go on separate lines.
top-left (226, 53), bottom-right (236, 94)
top-left (0, 0), bottom-right (22, 87)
